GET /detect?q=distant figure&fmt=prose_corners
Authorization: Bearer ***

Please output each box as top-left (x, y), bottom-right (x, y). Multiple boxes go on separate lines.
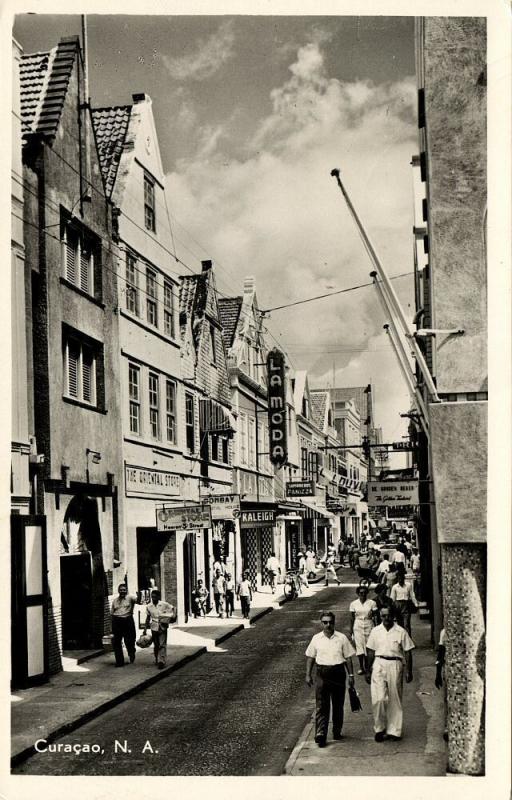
top-left (305, 548), bottom-right (316, 578)
top-left (237, 570), bottom-right (253, 619)
top-left (349, 585), bottom-right (377, 675)
top-left (376, 554), bottom-right (391, 583)
top-left (390, 569), bottom-right (417, 635)
top-left (212, 569), bottom-right (227, 617)
top-left (324, 553), bottom-right (341, 587)
top-left (110, 583), bottom-right (137, 667)
top-left (192, 579), bottom-right (208, 618)
top-left (373, 582), bottom-right (396, 624)
top-left (366, 606), bottom-right (415, 741)
top-left (298, 551), bottom-right (309, 587)
top-left (225, 572), bottom-right (235, 617)
top-left (266, 552), bottom-right (281, 594)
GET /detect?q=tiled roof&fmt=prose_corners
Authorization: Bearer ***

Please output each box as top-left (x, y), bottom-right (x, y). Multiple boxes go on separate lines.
top-left (20, 37), bottom-right (79, 140)
top-left (91, 106), bottom-right (132, 197)
top-left (310, 390), bottom-right (328, 429)
top-left (218, 297), bottom-right (242, 349)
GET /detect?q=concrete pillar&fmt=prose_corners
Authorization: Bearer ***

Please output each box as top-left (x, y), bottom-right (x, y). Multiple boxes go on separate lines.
top-left (442, 543), bottom-right (486, 775)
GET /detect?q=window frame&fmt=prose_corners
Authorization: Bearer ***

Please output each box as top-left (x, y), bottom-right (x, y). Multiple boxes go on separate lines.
top-left (128, 363), bottom-right (141, 435)
top-left (165, 378), bottom-right (177, 444)
top-left (125, 251), bottom-right (139, 316)
top-left (163, 280), bottom-right (175, 338)
top-left (148, 371), bottom-right (160, 440)
top-left (185, 392), bottom-right (195, 453)
top-left (146, 268), bottom-right (158, 328)
top-left (144, 173), bottom-right (156, 233)
top-left (63, 336), bottom-right (97, 407)
top-left (61, 218), bottom-right (96, 298)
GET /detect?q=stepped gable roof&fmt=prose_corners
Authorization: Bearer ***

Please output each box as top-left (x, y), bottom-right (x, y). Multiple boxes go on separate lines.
top-left (91, 106), bottom-right (132, 197)
top-left (310, 390), bottom-right (329, 429)
top-left (217, 297), bottom-right (243, 349)
top-left (20, 37), bottom-right (79, 141)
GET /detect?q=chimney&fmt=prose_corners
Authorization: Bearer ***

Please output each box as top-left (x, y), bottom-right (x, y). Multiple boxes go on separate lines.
top-left (201, 260), bottom-right (213, 272)
top-left (132, 93), bottom-right (150, 104)
top-left (243, 276), bottom-right (255, 294)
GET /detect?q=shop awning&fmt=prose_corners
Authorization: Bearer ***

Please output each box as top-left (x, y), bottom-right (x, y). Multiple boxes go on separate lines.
top-left (300, 497), bottom-right (336, 519)
top-left (199, 398), bottom-right (236, 437)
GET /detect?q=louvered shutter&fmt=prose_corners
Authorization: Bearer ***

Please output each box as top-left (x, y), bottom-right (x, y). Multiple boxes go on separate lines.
top-left (67, 342), bottom-right (79, 398)
top-left (65, 229), bottom-right (77, 284)
top-left (80, 243), bottom-right (90, 293)
top-left (82, 348), bottom-right (93, 403)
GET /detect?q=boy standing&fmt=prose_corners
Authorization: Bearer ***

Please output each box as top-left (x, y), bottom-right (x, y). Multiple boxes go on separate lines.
top-left (237, 570), bottom-right (253, 619)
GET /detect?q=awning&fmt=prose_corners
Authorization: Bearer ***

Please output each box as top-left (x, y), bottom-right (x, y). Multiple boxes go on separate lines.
top-left (199, 398), bottom-right (236, 437)
top-left (300, 497), bottom-right (335, 519)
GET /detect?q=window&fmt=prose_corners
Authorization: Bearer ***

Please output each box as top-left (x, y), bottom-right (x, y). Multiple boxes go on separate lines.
top-left (309, 451), bottom-right (318, 483)
top-left (165, 379), bottom-right (177, 444)
top-left (301, 447), bottom-right (308, 479)
top-left (248, 417), bottom-right (256, 468)
top-left (148, 372), bottom-right (160, 439)
top-left (185, 392), bottom-right (195, 452)
top-left (211, 435), bottom-right (229, 464)
top-left (239, 412), bottom-right (248, 465)
top-left (128, 363), bottom-right (141, 434)
top-left (302, 396), bottom-right (309, 419)
top-left (164, 280), bottom-right (175, 338)
top-left (126, 252), bottom-right (139, 315)
top-left (144, 174), bottom-right (156, 232)
top-left (210, 324), bottom-right (217, 365)
top-left (62, 220), bottom-right (96, 297)
top-left (64, 337), bottom-right (96, 406)
top-left (146, 268), bottom-right (158, 327)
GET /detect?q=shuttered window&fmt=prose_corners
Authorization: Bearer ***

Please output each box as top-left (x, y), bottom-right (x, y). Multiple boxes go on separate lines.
top-left (62, 220), bottom-right (95, 297)
top-left (64, 337), bottom-right (96, 406)
top-left (166, 379), bottom-right (176, 444)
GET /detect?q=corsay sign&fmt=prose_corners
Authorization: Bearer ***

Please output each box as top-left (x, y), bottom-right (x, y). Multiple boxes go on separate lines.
top-left (156, 504), bottom-right (212, 532)
top-left (286, 480), bottom-right (315, 497)
top-left (267, 348), bottom-right (288, 467)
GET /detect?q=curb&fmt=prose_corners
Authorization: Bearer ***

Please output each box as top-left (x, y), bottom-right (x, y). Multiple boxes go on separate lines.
top-left (11, 601), bottom-right (282, 769)
top-left (284, 713), bottom-right (315, 774)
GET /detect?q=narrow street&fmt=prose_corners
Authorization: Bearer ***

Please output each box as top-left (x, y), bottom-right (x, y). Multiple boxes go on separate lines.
top-left (15, 583), bottom-right (356, 776)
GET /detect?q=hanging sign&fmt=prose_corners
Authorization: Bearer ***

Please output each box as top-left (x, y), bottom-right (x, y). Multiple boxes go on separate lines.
top-left (201, 494), bottom-right (241, 520)
top-left (156, 504), bottom-right (212, 532)
top-left (367, 481), bottom-right (419, 507)
top-left (267, 348), bottom-right (288, 467)
top-left (286, 480), bottom-right (315, 497)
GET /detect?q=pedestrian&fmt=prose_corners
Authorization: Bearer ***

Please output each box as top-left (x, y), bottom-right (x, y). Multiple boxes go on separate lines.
top-left (391, 546), bottom-right (406, 568)
top-left (327, 541), bottom-right (337, 559)
top-left (365, 606), bottom-right (415, 741)
top-left (143, 589), bottom-right (176, 669)
top-left (110, 583), bottom-right (137, 667)
top-left (435, 627), bottom-right (448, 741)
top-left (338, 538), bottom-right (346, 565)
top-left (191, 579), bottom-right (208, 618)
top-left (305, 610), bottom-right (356, 747)
top-left (305, 547), bottom-right (316, 578)
top-left (213, 555), bottom-right (227, 575)
top-left (212, 568), bottom-right (227, 617)
top-left (225, 572), bottom-right (235, 617)
top-left (376, 553), bottom-right (391, 583)
top-left (298, 550), bottom-right (309, 588)
top-left (237, 570), bottom-right (253, 619)
top-left (390, 568), bottom-right (417, 635)
top-left (324, 553), bottom-right (341, 586)
top-left (266, 551), bottom-right (281, 594)
top-left (373, 582), bottom-right (396, 625)
top-left (349, 585), bottom-right (377, 675)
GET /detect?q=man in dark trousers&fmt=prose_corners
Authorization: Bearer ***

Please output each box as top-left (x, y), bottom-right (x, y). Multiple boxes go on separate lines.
top-left (110, 583), bottom-right (137, 667)
top-left (305, 610), bottom-right (356, 746)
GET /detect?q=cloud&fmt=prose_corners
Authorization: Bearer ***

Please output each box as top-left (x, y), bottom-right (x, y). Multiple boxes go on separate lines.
top-left (162, 20), bottom-right (235, 81)
top-left (167, 41), bottom-right (417, 439)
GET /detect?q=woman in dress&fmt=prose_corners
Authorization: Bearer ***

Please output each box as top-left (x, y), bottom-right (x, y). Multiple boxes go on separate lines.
top-left (349, 584), bottom-right (377, 675)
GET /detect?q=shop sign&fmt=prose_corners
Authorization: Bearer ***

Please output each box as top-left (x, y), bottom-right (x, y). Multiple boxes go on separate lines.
top-left (202, 493), bottom-right (241, 520)
top-left (367, 481), bottom-right (419, 507)
top-left (286, 480), bottom-right (315, 497)
top-left (125, 465), bottom-right (181, 497)
top-left (240, 509), bottom-right (276, 528)
top-left (156, 504), bottom-right (212, 532)
top-left (267, 348), bottom-right (288, 467)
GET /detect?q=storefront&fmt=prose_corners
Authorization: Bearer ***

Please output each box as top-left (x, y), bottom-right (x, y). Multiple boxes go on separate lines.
top-left (239, 506), bottom-right (276, 589)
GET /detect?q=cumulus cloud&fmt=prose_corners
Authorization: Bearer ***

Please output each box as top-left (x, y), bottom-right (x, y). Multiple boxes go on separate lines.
top-left (167, 41), bottom-right (417, 439)
top-left (162, 20), bottom-right (235, 81)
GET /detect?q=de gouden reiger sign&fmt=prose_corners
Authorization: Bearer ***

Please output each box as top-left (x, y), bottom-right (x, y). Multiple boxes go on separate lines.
top-left (267, 348), bottom-right (287, 467)
top-left (367, 481), bottom-right (419, 507)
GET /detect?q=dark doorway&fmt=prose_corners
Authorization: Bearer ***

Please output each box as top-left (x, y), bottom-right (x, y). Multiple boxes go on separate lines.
top-left (137, 527), bottom-right (167, 602)
top-left (60, 552), bottom-right (93, 649)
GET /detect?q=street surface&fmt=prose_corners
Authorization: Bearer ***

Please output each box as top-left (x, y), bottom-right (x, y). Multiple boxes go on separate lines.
top-left (15, 582), bottom-right (356, 776)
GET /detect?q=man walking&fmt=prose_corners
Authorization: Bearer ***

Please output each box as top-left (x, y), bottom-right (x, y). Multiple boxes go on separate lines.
top-left (143, 589), bottom-right (176, 669)
top-left (324, 553), bottom-right (341, 586)
top-left (110, 583), bottom-right (137, 667)
top-left (266, 552), bottom-right (281, 593)
top-left (365, 606), bottom-right (415, 741)
top-left (305, 611), bottom-right (356, 747)
top-left (212, 568), bottom-right (227, 617)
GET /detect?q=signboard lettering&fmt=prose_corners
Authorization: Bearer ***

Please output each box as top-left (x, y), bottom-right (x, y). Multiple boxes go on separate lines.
top-left (201, 494), bottom-right (241, 520)
top-left (240, 509), bottom-right (276, 528)
top-left (286, 480), bottom-right (315, 497)
top-left (267, 349), bottom-right (288, 466)
top-left (156, 504), bottom-right (212, 531)
top-left (367, 481), bottom-right (419, 507)
top-left (125, 465), bottom-right (181, 497)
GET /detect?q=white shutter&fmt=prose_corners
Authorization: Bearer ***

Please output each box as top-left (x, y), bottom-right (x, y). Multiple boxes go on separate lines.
top-left (80, 243), bottom-right (90, 293)
top-left (65, 229), bottom-right (77, 284)
top-left (67, 341), bottom-right (79, 398)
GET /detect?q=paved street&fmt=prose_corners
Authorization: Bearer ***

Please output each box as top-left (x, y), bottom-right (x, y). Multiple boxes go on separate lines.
top-left (14, 582), bottom-right (349, 775)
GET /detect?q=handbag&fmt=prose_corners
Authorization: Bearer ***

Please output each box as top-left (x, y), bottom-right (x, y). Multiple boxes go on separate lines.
top-left (348, 685), bottom-right (362, 712)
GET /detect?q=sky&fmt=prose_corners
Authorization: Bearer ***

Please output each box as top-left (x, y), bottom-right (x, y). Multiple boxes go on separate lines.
top-left (14, 14), bottom-right (418, 449)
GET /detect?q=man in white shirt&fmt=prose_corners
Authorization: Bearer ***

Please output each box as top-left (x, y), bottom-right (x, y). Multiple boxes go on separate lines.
top-left (376, 554), bottom-right (390, 580)
top-left (110, 583), bottom-right (137, 667)
top-left (266, 552), bottom-right (281, 593)
top-left (305, 611), bottom-right (356, 746)
top-left (391, 548), bottom-right (406, 567)
top-left (143, 590), bottom-right (176, 669)
top-left (365, 606), bottom-right (415, 741)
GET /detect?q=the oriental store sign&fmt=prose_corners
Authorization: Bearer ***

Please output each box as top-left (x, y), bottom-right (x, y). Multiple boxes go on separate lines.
top-left (267, 348), bottom-right (288, 467)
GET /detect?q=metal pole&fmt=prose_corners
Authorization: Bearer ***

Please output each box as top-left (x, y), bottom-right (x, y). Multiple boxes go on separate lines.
top-left (384, 325), bottom-right (430, 440)
top-left (330, 169), bottom-right (440, 401)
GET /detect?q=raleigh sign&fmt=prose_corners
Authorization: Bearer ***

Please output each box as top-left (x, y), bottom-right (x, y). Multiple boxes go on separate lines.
top-left (156, 504), bottom-right (212, 532)
top-left (367, 481), bottom-right (419, 507)
top-left (267, 348), bottom-right (288, 467)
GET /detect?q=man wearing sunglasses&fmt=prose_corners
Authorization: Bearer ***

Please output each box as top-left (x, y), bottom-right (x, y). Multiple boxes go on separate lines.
top-left (305, 611), bottom-right (356, 747)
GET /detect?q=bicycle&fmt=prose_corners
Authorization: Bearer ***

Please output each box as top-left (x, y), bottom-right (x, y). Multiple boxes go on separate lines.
top-left (283, 570), bottom-right (302, 600)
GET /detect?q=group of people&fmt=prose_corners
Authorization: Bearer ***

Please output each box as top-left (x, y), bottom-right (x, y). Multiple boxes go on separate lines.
top-left (305, 603), bottom-right (415, 747)
top-left (110, 583), bottom-right (176, 670)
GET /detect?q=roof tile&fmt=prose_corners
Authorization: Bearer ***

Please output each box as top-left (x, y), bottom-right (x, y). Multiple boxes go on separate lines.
top-left (91, 106), bottom-right (132, 197)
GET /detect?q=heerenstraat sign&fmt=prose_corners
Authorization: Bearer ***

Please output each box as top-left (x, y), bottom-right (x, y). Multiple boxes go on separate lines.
top-left (367, 481), bottom-right (419, 507)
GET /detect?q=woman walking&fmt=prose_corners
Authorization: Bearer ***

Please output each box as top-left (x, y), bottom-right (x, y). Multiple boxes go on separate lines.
top-left (349, 584), bottom-right (377, 675)
top-left (390, 567), bottom-right (417, 634)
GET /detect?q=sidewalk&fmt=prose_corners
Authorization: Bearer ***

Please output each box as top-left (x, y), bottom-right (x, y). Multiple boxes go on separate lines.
top-left (285, 615), bottom-right (448, 776)
top-left (11, 588), bottom-right (286, 767)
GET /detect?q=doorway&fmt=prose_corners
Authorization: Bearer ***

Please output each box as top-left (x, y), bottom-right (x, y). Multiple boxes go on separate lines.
top-left (60, 552), bottom-right (93, 649)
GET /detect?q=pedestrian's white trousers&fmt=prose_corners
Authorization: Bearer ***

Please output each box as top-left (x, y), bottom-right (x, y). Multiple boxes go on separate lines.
top-left (370, 658), bottom-right (404, 737)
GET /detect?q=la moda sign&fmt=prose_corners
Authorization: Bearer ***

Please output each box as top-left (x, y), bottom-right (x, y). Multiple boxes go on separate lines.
top-left (267, 348), bottom-right (288, 467)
